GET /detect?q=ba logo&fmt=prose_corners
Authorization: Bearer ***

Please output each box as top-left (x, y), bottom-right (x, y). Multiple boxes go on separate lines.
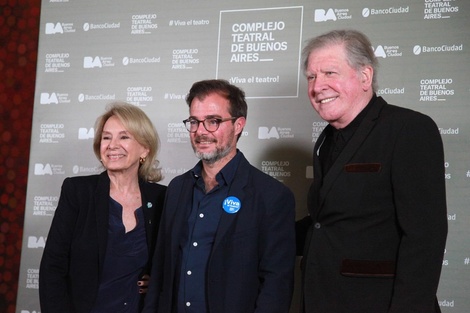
top-left (40, 92), bottom-right (59, 104)
top-left (28, 236), bottom-right (46, 248)
top-left (314, 9), bottom-right (337, 22)
top-left (21, 310), bottom-right (40, 313)
top-left (45, 22), bottom-right (63, 34)
top-left (83, 56), bottom-right (102, 68)
top-left (374, 45), bottom-right (387, 58)
top-left (258, 127), bottom-right (279, 139)
top-left (78, 128), bottom-right (95, 139)
top-left (34, 163), bottom-right (53, 175)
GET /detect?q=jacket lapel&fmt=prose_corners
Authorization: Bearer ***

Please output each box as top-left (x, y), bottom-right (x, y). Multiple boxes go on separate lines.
top-left (212, 155), bottom-right (249, 251)
top-left (310, 131), bottom-right (326, 217)
top-left (139, 180), bottom-right (153, 253)
top-left (317, 99), bottom-right (385, 211)
top-left (163, 173), bottom-right (197, 298)
top-left (95, 171), bottom-right (110, 269)
top-left (170, 175), bottom-right (195, 256)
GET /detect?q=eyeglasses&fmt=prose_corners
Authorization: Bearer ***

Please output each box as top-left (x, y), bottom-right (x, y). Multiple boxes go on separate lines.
top-left (182, 117), bottom-right (238, 133)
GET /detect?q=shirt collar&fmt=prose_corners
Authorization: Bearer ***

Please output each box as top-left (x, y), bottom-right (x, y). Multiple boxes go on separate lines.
top-left (331, 94), bottom-right (376, 140)
top-left (190, 150), bottom-right (242, 187)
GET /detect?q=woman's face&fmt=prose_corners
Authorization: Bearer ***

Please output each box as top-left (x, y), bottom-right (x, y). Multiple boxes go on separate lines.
top-left (99, 115), bottom-right (149, 176)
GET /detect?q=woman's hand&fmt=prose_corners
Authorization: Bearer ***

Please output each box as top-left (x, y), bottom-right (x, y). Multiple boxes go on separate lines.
top-left (138, 274), bottom-right (150, 294)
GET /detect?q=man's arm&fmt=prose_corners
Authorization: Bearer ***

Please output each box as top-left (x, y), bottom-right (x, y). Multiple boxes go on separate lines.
top-left (256, 183), bottom-right (296, 313)
top-left (389, 113), bottom-right (448, 312)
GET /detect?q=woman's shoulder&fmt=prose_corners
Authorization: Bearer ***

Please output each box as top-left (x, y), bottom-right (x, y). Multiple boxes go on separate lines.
top-left (63, 173), bottom-right (101, 184)
top-left (61, 173), bottom-right (104, 191)
top-left (141, 181), bottom-right (167, 194)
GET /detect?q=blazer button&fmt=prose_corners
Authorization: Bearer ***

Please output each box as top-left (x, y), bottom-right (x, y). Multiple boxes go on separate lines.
top-left (314, 222), bottom-right (321, 229)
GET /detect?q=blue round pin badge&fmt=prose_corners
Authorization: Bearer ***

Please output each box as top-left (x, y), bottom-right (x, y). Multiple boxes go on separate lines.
top-left (222, 196), bottom-right (241, 214)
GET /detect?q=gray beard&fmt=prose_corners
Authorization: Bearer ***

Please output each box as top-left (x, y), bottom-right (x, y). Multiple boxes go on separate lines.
top-left (194, 145), bottom-right (232, 164)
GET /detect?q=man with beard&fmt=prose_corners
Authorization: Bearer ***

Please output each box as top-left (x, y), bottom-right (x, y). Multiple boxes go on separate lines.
top-left (142, 79), bottom-right (296, 313)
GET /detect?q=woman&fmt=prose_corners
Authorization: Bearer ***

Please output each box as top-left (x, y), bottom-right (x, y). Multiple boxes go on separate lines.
top-left (39, 102), bottom-right (166, 313)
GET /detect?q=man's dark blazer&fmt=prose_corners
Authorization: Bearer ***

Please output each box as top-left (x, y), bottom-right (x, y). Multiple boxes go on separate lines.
top-left (300, 96), bottom-right (448, 313)
top-left (39, 171), bottom-right (166, 313)
top-left (142, 152), bottom-right (296, 313)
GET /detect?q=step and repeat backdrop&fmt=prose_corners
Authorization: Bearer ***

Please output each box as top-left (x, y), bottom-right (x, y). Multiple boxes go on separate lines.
top-left (17, 0), bottom-right (469, 312)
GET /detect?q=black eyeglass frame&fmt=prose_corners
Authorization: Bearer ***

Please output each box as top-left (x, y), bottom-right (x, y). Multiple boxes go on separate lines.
top-left (182, 117), bottom-right (238, 133)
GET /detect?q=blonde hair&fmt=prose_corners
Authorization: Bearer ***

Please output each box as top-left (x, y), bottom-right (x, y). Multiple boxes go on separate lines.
top-left (93, 101), bottom-right (162, 182)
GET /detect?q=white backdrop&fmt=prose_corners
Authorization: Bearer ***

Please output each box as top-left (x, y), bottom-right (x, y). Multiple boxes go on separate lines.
top-left (17, 0), bottom-right (470, 312)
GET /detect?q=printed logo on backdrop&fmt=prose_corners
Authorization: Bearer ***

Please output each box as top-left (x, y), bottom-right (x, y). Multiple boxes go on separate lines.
top-left (40, 92), bottom-right (71, 104)
top-left (447, 213), bottom-right (456, 221)
top-left (24, 268), bottom-right (40, 289)
top-left (258, 126), bottom-right (294, 139)
top-left (83, 21), bottom-right (120, 32)
top-left (28, 236), bottom-right (46, 249)
top-left (423, 0), bottom-right (459, 20)
top-left (169, 18), bottom-right (209, 27)
top-left (32, 195), bottom-right (58, 217)
top-left (122, 56), bottom-right (161, 67)
top-left (45, 53), bottom-right (70, 73)
top-left (126, 87), bottom-right (154, 106)
top-left (362, 6), bottom-right (409, 17)
top-left (439, 299), bottom-right (455, 308)
top-left (167, 122), bottom-right (190, 144)
top-left (444, 162), bottom-right (452, 180)
top-left (164, 92), bottom-right (186, 101)
top-left (442, 248), bottom-right (449, 266)
top-left (39, 124), bottom-right (65, 144)
top-left (314, 8), bottom-right (352, 22)
top-left (34, 163), bottom-right (65, 175)
top-left (45, 22), bottom-right (76, 34)
top-left (20, 310), bottom-right (41, 313)
top-left (373, 45), bottom-right (403, 58)
top-left (169, 18), bottom-right (208, 69)
top-left (413, 43), bottom-right (463, 55)
top-left (172, 49), bottom-right (200, 70)
top-left (439, 126), bottom-right (459, 136)
top-left (131, 14), bottom-right (158, 34)
top-left (78, 93), bottom-right (116, 103)
top-left (377, 87), bottom-right (405, 97)
top-left (217, 6), bottom-right (303, 98)
top-left (83, 56), bottom-right (115, 68)
top-left (312, 121), bottom-right (327, 143)
top-left (162, 167), bottom-right (190, 177)
top-left (419, 78), bottom-right (455, 102)
top-left (260, 161), bottom-right (291, 182)
top-left (73, 164), bottom-right (101, 175)
top-left (78, 127), bottom-right (94, 140)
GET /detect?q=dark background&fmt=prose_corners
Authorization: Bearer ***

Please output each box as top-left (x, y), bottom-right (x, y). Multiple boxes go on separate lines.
top-left (0, 1), bottom-right (40, 312)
